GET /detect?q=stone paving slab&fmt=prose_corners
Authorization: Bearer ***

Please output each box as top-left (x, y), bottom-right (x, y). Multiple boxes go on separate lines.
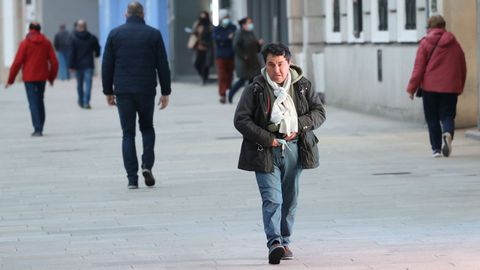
top-left (1, 79), bottom-right (480, 269)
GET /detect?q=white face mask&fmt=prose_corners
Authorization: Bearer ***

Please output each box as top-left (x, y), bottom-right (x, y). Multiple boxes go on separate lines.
top-left (246, 23), bottom-right (254, 31)
top-left (221, 18), bottom-right (231, 26)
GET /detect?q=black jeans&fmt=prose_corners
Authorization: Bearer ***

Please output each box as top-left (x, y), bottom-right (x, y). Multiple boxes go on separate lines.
top-left (116, 94), bottom-right (156, 183)
top-left (422, 91), bottom-right (458, 151)
top-left (194, 50), bottom-right (210, 83)
top-left (24, 82), bottom-right (46, 133)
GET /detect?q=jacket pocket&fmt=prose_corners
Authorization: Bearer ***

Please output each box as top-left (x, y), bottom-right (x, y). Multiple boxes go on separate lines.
top-left (299, 131), bottom-right (319, 169)
top-left (239, 140), bottom-right (272, 172)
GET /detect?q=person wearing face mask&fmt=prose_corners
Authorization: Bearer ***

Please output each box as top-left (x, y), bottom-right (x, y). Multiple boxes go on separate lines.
top-left (212, 9), bottom-right (237, 104)
top-left (191, 11), bottom-right (213, 85)
top-left (229, 17), bottom-right (264, 103)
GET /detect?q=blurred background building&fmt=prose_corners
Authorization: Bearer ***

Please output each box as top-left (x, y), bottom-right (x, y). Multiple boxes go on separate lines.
top-left (1, 0), bottom-right (479, 131)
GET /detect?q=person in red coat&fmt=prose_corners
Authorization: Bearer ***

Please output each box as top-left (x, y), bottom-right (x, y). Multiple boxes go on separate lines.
top-left (407, 15), bottom-right (466, 158)
top-left (5, 22), bottom-right (58, 137)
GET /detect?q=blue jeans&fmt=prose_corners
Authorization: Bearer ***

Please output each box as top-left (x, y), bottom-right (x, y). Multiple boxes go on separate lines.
top-left (422, 91), bottom-right (458, 151)
top-left (116, 94), bottom-right (156, 183)
top-left (255, 140), bottom-right (302, 248)
top-left (57, 51), bottom-right (70, 80)
top-left (228, 78), bottom-right (253, 103)
top-left (24, 82), bottom-right (46, 133)
top-left (75, 68), bottom-right (93, 106)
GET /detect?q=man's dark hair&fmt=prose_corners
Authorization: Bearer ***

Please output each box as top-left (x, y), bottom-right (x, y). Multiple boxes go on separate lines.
top-left (29, 22), bottom-right (41, 31)
top-left (261, 43), bottom-right (291, 63)
top-left (238, 17), bottom-right (250, 26)
top-left (127, 1), bottom-right (144, 17)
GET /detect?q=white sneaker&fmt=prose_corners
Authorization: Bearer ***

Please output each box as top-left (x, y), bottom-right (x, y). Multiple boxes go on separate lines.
top-left (432, 151), bottom-right (442, 158)
top-left (442, 132), bottom-right (452, 157)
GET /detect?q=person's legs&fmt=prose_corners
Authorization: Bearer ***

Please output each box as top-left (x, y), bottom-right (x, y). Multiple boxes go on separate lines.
top-left (57, 52), bottom-right (67, 80)
top-left (136, 94), bottom-right (156, 171)
top-left (439, 93), bottom-right (458, 138)
top-left (75, 69), bottom-right (85, 107)
top-left (228, 78), bottom-right (247, 103)
top-left (24, 83), bottom-right (42, 133)
top-left (255, 148), bottom-right (284, 249)
top-left (116, 95), bottom-right (139, 185)
top-left (83, 68), bottom-right (94, 107)
top-left (280, 141), bottom-right (302, 247)
top-left (35, 82), bottom-right (47, 132)
top-left (194, 51), bottom-right (207, 82)
top-left (225, 58), bottom-right (235, 91)
top-left (422, 91), bottom-right (442, 152)
top-left (216, 58), bottom-right (228, 97)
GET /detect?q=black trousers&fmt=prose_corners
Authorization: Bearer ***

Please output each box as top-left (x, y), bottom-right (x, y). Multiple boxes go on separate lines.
top-left (422, 91), bottom-right (458, 151)
top-left (194, 50), bottom-right (210, 83)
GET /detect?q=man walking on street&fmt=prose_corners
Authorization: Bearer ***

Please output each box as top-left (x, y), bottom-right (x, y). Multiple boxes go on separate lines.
top-left (54, 24), bottom-right (71, 81)
top-left (102, 1), bottom-right (171, 189)
top-left (234, 43), bottom-right (325, 264)
top-left (70, 19), bottom-right (100, 109)
top-left (5, 22), bottom-right (58, 137)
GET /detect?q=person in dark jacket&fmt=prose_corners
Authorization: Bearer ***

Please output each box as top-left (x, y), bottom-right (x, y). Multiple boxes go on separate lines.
top-left (234, 43), bottom-right (325, 264)
top-left (228, 17), bottom-right (263, 103)
top-left (192, 11), bottom-right (213, 85)
top-left (407, 15), bottom-right (466, 158)
top-left (54, 24), bottom-right (71, 80)
top-left (102, 1), bottom-right (171, 189)
top-left (70, 20), bottom-right (100, 109)
top-left (212, 9), bottom-right (236, 104)
top-left (5, 22), bottom-right (58, 137)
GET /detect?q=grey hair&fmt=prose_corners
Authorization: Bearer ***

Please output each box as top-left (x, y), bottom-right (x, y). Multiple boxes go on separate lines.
top-left (127, 1), bottom-right (144, 17)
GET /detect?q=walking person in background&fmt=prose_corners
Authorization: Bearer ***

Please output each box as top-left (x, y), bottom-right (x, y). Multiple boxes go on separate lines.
top-left (54, 24), bottom-right (71, 81)
top-left (212, 9), bottom-right (236, 104)
top-left (407, 15), bottom-right (466, 158)
top-left (191, 11), bottom-right (213, 85)
top-left (5, 22), bottom-right (58, 137)
top-left (102, 1), bottom-right (171, 189)
top-left (228, 17), bottom-right (263, 103)
top-left (70, 19), bottom-right (100, 109)
top-left (234, 43), bottom-right (325, 264)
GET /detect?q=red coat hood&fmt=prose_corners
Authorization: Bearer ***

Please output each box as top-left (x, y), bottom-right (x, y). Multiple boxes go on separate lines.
top-left (26, 30), bottom-right (47, 44)
top-left (425, 28), bottom-right (456, 49)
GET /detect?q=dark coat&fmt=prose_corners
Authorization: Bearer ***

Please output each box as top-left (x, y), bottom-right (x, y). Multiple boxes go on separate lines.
top-left (102, 16), bottom-right (171, 96)
top-left (212, 24), bottom-right (237, 59)
top-left (69, 31), bottom-right (100, 70)
top-left (234, 66), bottom-right (326, 173)
top-left (54, 30), bottom-right (71, 54)
top-left (233, 30), bottom-right (262, 79)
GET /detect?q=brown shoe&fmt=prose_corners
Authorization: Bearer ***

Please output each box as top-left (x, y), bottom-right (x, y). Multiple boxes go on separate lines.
top-left (282, 246), bottom-right (293, 260)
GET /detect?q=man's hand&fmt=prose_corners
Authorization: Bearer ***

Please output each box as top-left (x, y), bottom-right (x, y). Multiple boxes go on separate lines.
top-left (5, 83), bottom-right (11, 89)
top-left (106, 95), bottom-right (116, 106)
top-left (158, 95), bottom-right (169, 110)
top-left (408, 93), bottom-right (414, 100)
top-left (272, 139), bottom-right (281, 147)
top-left (284, 132), bottom-right (298, 141)
top-left (49, 81), bottom-right (54, 87)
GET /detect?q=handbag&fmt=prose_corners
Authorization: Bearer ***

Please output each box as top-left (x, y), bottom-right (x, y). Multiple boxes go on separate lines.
top-left (187, 34), bottom-right (198, 49)
top-left (415, 32), bottom-right (444, 97)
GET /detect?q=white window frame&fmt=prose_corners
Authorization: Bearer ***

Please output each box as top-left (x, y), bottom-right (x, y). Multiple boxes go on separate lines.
top-left (397, 0), bottom-right (418, 42)
top-left (429, 0), bottom-right (443, 15)
top-left (371, 0), bottom-right (389, 43)
top-left (325, 0), bottom-right (342, 43)
top-left (347, 0), bottom-right (364, 43)
top-left (2, 0), bottom-right (16, 67)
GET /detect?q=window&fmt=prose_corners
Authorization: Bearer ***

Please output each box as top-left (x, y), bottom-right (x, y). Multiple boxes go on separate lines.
top-left (405, 0), bottom-right (416, 30)
top-left (353, 0), bottom-right (362, 38)
top-left (431, 0), bottom-right (438, 13)
top-left (378, 0), bottom-right (388, 31)
top-left (333, 0), bottom-right (340, 32)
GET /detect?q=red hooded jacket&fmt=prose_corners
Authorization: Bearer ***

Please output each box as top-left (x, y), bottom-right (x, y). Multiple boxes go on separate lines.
top-left (407, 28), bottom-right (467, 95)
top-left (7, 30), bottom-right (58, 84)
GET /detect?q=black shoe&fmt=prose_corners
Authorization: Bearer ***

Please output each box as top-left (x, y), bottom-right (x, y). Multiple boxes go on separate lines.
top-left (142, 169), bottom-right (155, 187)
top-left (31, 131), bottom-right (43, 137)
top-left (127, 179), bottom-right (138, 189)
top-left (442, 132), bottom-right (452, 157)
top-left (84, 104), bottom-right (92, 110)
top-left (78, 102), bottom-right (84, 109)
top-left (268, 242), bottom-right (285, 265)
top-left (282, 246), bottom-right (293, 260)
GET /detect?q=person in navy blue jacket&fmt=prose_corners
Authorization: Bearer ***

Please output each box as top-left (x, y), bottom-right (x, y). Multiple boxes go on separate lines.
top-left (102, 1), bottom-right (172, 189)
top-left (212, 10), bottom-right (237, 104)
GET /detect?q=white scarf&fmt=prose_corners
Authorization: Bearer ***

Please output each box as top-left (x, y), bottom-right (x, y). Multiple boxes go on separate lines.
top-left (263, 68), bottom-right (298, 136)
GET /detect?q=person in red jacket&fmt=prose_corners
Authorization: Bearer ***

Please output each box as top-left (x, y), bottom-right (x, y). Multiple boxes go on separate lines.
top-left (407, 15), bottom-right (466, 158)
top-left (5, 22), bottom-right (58, 137)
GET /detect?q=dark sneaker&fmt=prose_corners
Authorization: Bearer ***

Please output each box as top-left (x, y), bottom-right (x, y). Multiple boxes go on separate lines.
top-left (142, 169), bottom-right (155, 187)
top-left (282, 246), bottom-right (293, 260)
top-left (31, 131), bottom-right (43, 137)
top-left (442, 132), bottom-right (452, 157)
top-left (432, 150), bottom-right (441, 158)
top-left (84, 104), bottom-right (92, 110)
top-left (219, 96), bottom-right (226, 104)
top-left (127, 183), bottom-right (138, 189)
top-left (268, 242), bottom-right (285, 265)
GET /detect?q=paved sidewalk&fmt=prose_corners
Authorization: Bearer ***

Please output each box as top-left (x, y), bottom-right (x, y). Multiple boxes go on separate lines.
top-left (1, 79), bottom-right (480, 270)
